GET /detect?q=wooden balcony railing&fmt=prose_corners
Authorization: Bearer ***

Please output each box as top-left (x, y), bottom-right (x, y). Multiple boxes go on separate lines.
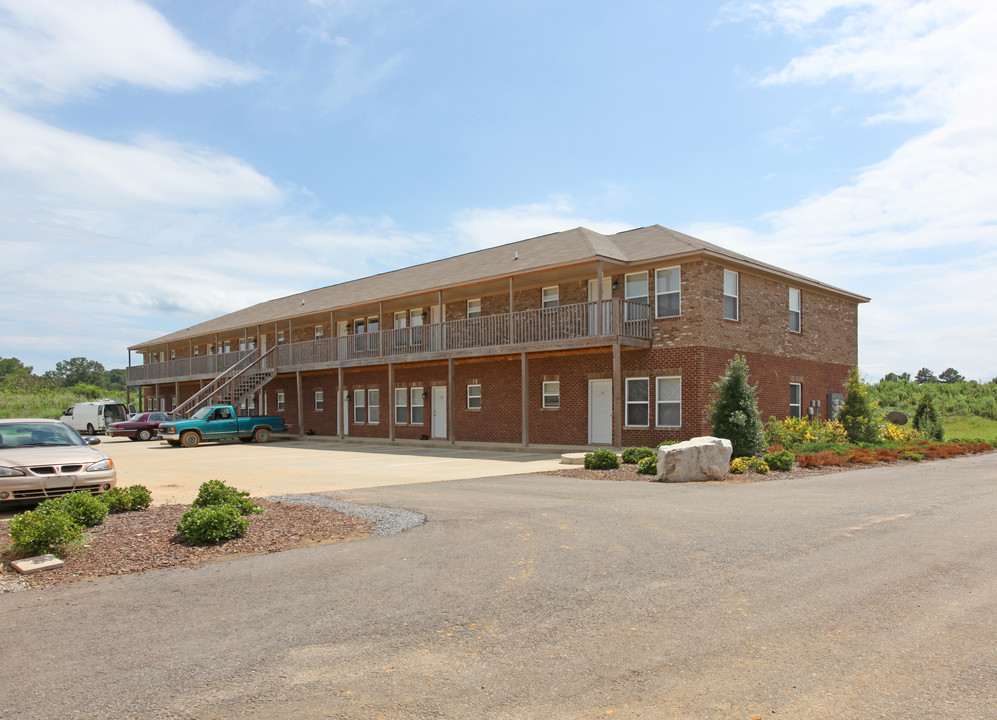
top-left (129, 298), bottom-right (651, 384)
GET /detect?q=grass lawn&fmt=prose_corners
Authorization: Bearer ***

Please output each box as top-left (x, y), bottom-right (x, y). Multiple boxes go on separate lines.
top-left (943, 415), bottom-right (997, 442)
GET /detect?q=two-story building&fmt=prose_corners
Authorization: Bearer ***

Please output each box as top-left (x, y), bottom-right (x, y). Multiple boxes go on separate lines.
top-left (127, 225), bottom-right (868, 448)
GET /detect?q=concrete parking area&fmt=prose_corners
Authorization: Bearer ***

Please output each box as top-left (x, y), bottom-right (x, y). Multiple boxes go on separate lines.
top-left (101, 435), bottom-right (567, 505)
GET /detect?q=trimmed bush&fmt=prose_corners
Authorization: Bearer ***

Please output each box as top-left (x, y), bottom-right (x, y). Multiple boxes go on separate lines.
top-left (584, 449), bottom-right (621, 470)
top-left (637, 456), bottom-right (658, 475)
top-left (763, 450), bottom-right (795, 472)
top-left (47, 491), bottom-right (107, 528)
top-left (913, 395), bottom-right (944, 442)
top-left (621, 446), bottom-right (655, 464)
top-left (176, 504), bottom-right (249, 545)
top-left (193, 480), bottom-right (265, 515)
top-left (707, 355), bottom-right (766, 458)
top-left (8, 507), bottom-right (83, 555)
top-left (101, 485), bottom-right (153, 513)
top-left (840, 367), bottom-right (882, 443)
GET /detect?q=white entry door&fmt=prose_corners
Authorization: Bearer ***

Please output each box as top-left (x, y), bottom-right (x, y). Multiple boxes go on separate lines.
top-left (588, 379), bottom-right (612, 444)
top-left (431, 385), bottom-right (447, 439)
top-left (588, 277), bottom-right (613, 335)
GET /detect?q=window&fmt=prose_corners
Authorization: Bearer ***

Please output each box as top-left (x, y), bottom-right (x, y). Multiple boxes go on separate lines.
top-left (395, 388), bottom-right (408, 424)
top-left (656, 377), bottom-right (681, 427)
top-left (723, 270), bottom-right (739, 321)
top-left (354, 389), bottom-right (365, 423)
top-left (314, 325), bottom-right (324, 341)
top-left (411, 388), bottom-right (424, 424)
top-left (368, 389), bottom-right (380, 424)
top-left (277, 330), bottom-right (285, 345)
top-left (542, 381), bottom-right (560, 409)
top-left (542, 286), bottom-right (559, 308)
top-left (790, 383), bottom-right (802, 419)
top-left (171, 397), bottom-right (177, 410)
top-left (277, 392), bottom-right (285, 412)
top-left (247, 395), bottom-right (255, 410)
top-left (467, 299), bottom-right (482, 319)
top-left (410, 309), bottom-right (424, 344)
top-left (223, 341), bottom-right (232, 353)
top-left (248, 337), bottom-right (256, 350)
top-left (315, 390), bottom-right (324, 412)
top-left (208, 344), bottom-right (215, 355)
top-left (625, 272), bottom-right (649, 321)
top-left (789, 288), bottom-right (801, 333)
top-left (171, 350), bottom-right (176, 360)
top-left (625, 378), bottom-right (649, 426)
top-left (193, 346), bottom-right (199, 357)
top-left (467, 384), bottom-right (482, 410)
top-left (239, 339), bottom-right (246, 352)
top-left (655, 267), bottom-right (681, 318)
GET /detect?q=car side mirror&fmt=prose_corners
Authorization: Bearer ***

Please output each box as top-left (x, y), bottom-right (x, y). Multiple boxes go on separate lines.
top-left (84, 437), bottom-right (101, 445)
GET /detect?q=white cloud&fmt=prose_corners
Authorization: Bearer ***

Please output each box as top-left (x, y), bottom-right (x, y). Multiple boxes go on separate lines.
top-left (0, 0), bottom-right (259, 106)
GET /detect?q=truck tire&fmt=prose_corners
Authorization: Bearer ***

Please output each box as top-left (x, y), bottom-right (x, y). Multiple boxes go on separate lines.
top-left (253, 427), bottom-right (271, 443)
top-left (180, 431), bottom-right (200, 448)
top-left (137, 429), bottom-right (153, 441)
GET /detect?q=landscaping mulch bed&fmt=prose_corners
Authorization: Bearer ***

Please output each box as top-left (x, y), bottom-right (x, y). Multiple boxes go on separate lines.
top-left (545, 461), bottom-right (866, 484)
top-left (0, 499), bottom-right (373, 591)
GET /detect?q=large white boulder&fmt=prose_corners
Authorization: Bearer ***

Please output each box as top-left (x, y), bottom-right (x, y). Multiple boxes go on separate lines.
top-left (655, 436), bottom-right (732, 483)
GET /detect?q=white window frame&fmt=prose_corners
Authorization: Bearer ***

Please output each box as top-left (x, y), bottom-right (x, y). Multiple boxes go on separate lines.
top-left (789, 288), bottom-right (801, 333)
top-left (411, 387), bottom-right (424, 424)
top-left (467, 298), bottom-right (482, 319)
top-left (655, 376), bottom-right (682, 428)
top-left (277, 330), bottom-right (285, 345)
top-left (395, 387), bottom-right (408, 425)
top-left (239, 339), bottom-right (246, 352)
top-left (541, 286), bottom-right (559, 309)
top-left (625, 377), bottom-right (650, 427)
top-left (171, 349), bottom-right (176, 360)
top-left (368, 389), bottom-right (380, 424)
top-left (542, 381), bottom-right (560, 409)
top-left (193, 346), bottom-right (199, 357)
top-left (723, 270), bottom-right (739, 321)
top-left (315, 390), bottom-right (324, 412)
top-left (790, 383), bottom-right (802, 419)
top-left (247, 395), bottom-right (255, 411)
top-left (353, 389), bottom-right (365, 424)
top-left (277, 392), bottom-right (285, 412)
top-left (655, 266), bottom-right (681, 319)
top-left (314, 325), bottom-right (324, 341)
top-left (625, 272), bottom-right (649, 322)
top-left (467, 384), bottom-right (482, 410)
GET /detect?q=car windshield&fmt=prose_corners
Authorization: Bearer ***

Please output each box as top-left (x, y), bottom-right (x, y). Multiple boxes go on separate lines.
top-left (0, 422), bottom-right (86, 448)
top-left (133, 413), bottom-right (153, 422)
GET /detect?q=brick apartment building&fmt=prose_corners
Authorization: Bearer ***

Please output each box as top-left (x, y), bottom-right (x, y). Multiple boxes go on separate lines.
top-left (127, 225), bottom-right (869, 448)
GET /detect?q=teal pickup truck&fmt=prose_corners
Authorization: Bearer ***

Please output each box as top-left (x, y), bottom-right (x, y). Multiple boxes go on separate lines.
top-left (159, 405), bottom-right (290, 447)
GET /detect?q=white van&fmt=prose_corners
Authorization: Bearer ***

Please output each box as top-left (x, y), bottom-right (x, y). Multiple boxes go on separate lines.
top-left (60, 400), bottom-right (130, 435)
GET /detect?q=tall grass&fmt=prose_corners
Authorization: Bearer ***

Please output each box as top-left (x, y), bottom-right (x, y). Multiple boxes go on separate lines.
top-left (943, 415), bottom-right (997, 443)
top-left (872, 380), bottom-right (997, 421)
top-left (0, 389), bottom-right (127, 420)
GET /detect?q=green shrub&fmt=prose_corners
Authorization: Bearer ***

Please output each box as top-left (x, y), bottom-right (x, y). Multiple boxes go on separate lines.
top-left (840, 367), bottom-right (882, 443)
top-left (707, 355), bottom-right (766, 458)
top-left (584, 449), bottom-right (621, 470)
top-left (913, 395), bottom-right (945, 442)
top-left (657, 440), bottom-right (679, 447)
top-left (637, 456), bottom-right (658, 475)
top-left (621, 446), bottom-right (655, 464)
top-left (193, 480), bottom-right (265, 515)
top-left (8, 507), bottom-right (83, 555)
top-left (763, 450), bottom-right (796, 472)
top-left (46, 491), bottom-right (107, 528)
top-left (101, 485), bottom-right (152, 513)
top-left (176, 504), bottom-right (249, 545)
top-left (729, 456), bottom-right (770, 474)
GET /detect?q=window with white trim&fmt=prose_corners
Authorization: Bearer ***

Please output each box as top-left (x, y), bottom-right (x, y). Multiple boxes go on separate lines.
top-left (354, 389), bottom-right (365, 423)
top-left (723, 270), bottom-right (739, 321)
top-left (193, 346), bottom-right (199, 357)
top-left (655, 377), bottom-right (681, 427)
top-left (171, 350), bottom-right (176, 360)
top-left (789, 288), bottom-right (801, 333)
top-left (625, 378), bottom-right (649, 426)
top-left (542, 286), bottom-right (559, 308)
top-left (315, 390), bottom-right (324, 411)
top-left (625, 272), bottom-right (649, 321)
top-left (247, 395), bottom-right (255, 410)
top-left (223, 341), bottom-right (232, 353)
top-left (315, 325), bottom-right (324, 341)
top-left (368, 389), bottom-right (380, 424)
top-left (790, 383), bottom-right (802, 419)
top-left (655, 266), bottom-right (681, 318)
top-left (277, 392), bottom-right (285, 412)
top-left (277, 330), bottom-right (285, 345)
top-left (542, 381), bottom-right (560, 409)
top-left (239, 339), bottom-right (246, 352)
top-left (467, 384), bottom-right (482, 410)
top-left (467, 299), bottom-right (482, 319)
top-left (395, 387), bottom-right (408, 424)
top-left (411, 388), bottom-right (424, 424)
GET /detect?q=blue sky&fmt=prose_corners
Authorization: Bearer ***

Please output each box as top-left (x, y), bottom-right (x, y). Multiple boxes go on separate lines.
top-left (1, 0), bottom-right (994, 381)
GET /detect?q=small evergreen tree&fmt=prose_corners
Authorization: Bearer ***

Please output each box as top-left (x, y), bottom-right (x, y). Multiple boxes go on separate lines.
top-left (707, 355), bottom-right (765, 458)
top-left (839, 367), bottom-right (881, 443)
top-left (912, 394), bottom-right (944, 441)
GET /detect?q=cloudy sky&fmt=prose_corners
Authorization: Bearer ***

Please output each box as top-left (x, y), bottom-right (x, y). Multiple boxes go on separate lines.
top-left (1, 0), bottom-right (994, 381)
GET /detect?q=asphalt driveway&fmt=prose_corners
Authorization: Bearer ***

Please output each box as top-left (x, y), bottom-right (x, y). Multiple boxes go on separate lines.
top-left (1, 453), bottom-right (995, 719)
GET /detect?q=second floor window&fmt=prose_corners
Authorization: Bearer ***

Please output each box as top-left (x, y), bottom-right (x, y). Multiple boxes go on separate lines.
top-left (655, 267), bottom-right (681, 318)
top-left (467, 299), bottom-right (482, 319)
top-left (315, 325), bottom-right (324, 341)
top-left (542, 286), bottom-right (559, 308)
top-left (723, 270), bottom-right (739, 321)
top-left (789, 288), bottom-right (801, 333)
top-left (277, 330), bottom-right (285, 345)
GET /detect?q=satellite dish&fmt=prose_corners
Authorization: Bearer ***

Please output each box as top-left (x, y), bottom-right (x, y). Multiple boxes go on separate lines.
top-left (886, 411), bottom-right (908, 425)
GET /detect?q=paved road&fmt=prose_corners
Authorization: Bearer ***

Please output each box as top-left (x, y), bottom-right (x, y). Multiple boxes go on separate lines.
top-left (1, 454), bottom-right (995, 719)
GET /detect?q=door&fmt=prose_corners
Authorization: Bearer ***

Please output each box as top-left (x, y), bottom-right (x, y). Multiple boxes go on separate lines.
top-left (431, 385), bottom-right (447, 439)
top-left (588, 379), bottom-right (612, 444)
top-left (588, 277), bottom-right (613, 335)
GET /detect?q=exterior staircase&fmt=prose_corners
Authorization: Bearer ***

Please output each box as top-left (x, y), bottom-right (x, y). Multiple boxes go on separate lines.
top-left (173, 347), bottom-right (277, 418)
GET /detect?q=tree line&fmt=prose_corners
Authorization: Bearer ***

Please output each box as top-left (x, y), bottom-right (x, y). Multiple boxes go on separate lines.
top-left (0, 356), bottom-right (128, 394)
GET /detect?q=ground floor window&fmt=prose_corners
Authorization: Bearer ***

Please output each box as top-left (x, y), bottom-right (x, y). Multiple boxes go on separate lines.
top-left (277, 392), bottom-right (285, 412)
top-left (411, 387), bottom-right (424, 424)
top-left (542, 381), bottom-right (560, 408)
top-left (790, 383), bottom-right (802, 419)
top-left (395, 388), bottom-right (408, 424)
top-left (655, 376), bottom-right (681, 427)
top-left (625, 378), bottom-right (649, 426)
top-left (467, 384), bottom-right (482, 410)
top-left (368, 389), bottom-right (380, 424)
top-left (315, 390), bottom-right (324, 411)
top-left (354, 389), bottom-right (365, 423)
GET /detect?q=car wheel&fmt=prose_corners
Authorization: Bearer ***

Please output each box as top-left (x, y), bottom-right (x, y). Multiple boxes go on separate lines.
top-left (180, 431), bottom-right (200, 448)
top-left (86, 423), bottom-right (95, 434)
top-left (137, 429), bottom-right (152, 441)
top-left (253, 427), bottom-right (271, 443)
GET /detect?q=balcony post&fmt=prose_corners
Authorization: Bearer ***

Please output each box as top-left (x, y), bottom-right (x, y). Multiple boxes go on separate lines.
top-left (612, 343), bottom-right (622, 448)
top-left (296, 370), bottom-right (304, 437)
top-left (447, 358), bottom-right (455, 445)
top-left (337, 366), bottom-right (344, 438)
top-left (388, 362), bottom-right (395, 442)
top-left (596, 260), bottom-right (604, 336)
top-left (521, 351), bottom-right (529, 447)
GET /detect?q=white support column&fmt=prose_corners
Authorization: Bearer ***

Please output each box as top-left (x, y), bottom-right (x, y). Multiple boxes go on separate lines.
top-left (296, 370), bottom-right (304, 437)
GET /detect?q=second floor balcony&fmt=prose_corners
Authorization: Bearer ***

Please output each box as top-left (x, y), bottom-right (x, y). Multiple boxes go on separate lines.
top-left (128, 298), bottom-right (652, 385)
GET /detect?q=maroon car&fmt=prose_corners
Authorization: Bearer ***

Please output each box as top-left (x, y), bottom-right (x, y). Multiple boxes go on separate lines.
top-left (107, 412), bottom-right (177, 441)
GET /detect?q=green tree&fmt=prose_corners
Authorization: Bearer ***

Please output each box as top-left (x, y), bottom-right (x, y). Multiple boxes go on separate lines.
top-left (707, 355), bottom-right (765, 458)
top-left (839, 367), bottom-right (882, 443)
top-left (915, 367), bottom-right (938, 384)
top-left (0, 356), bottom-right (32, 381)
top-left (938, 367), bottom-right (965, 384)
top-left (46, 357), bottom-right (106, 387)
top-left (912, 394), bottom-right (944, 441)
